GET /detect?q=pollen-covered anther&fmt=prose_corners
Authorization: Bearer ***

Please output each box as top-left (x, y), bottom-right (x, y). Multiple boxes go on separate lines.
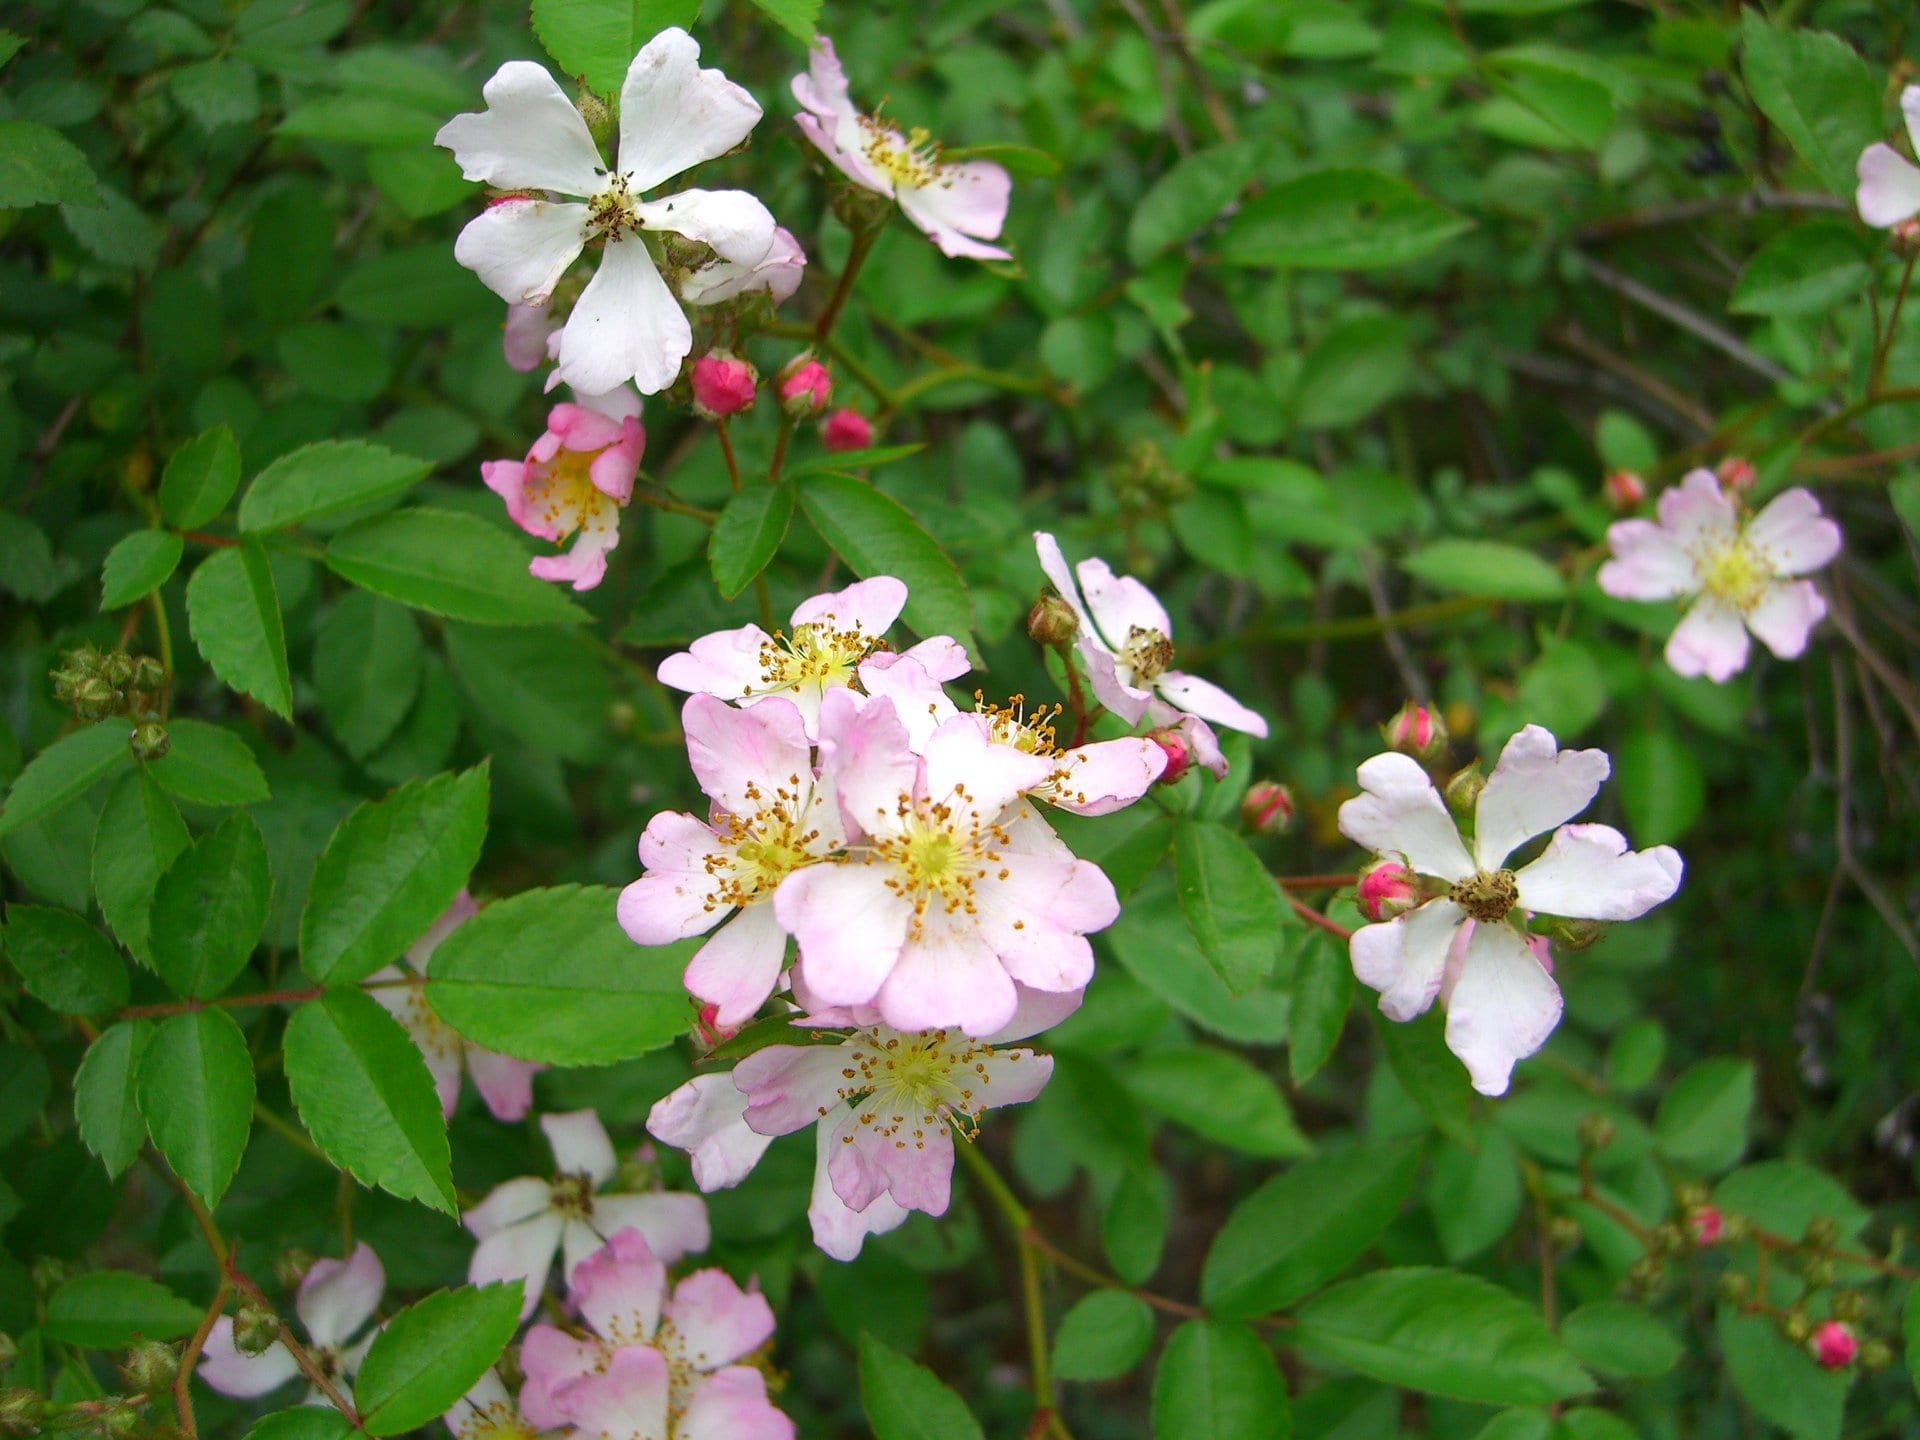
top-left (1449, 868), bottom-right (1520, 924)
top-left (1119, 625), bottom-right (1175, 684)
top-left (750, 620), bottom-right (886, 696)
top-left (1693, 537), bottom-right (1772, 612)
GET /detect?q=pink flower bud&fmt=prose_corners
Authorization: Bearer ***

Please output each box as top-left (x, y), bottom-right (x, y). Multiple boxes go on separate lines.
top-left (1380, 701), bottom-right (1448, 762)
top-left (1241, 781), bottom-right (1294, 836)
top-left (1715, 455), bottom-right (1755, 495)
top-left (1147, 726), bottom-right (1190, 786)
top-left (1811, 1320), bottom-right (1856, 1370)
top-left (1603, 470), bottom-right (1646, 512)
top-left (693, 1003), bottom-right (739, 1050)
top-left (822, 407), bottom-right (873, 453)
top-left (777, 355), bottom-right (832, 419)
top-left (1357, 859), bottom-right (1420, 922)
top-left (1894, 218), bottom-right (1920, 252)
top-left (690, 351), bottom-right (758, 420)
top-left (1688, 1204), bottom-right (1723, 1245)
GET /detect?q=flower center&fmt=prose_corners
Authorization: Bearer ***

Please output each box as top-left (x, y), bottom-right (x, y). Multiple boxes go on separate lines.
top-left (1449, 868), bottom-right (1519, 924)
top-left (525, 448), bottom-right (617, 541)
top-left (855, 115), bottom-right (944, 190)
top-left (586, 172), bottom-right (642, 239)
top-left (835, 1028), bottom-right (1001, 1147)
top-left (866, 790), bottom-right (1010, 933)
top-left (459, 1401), bottom-right (536, 1440)
top-left (975, 695), bottom-right (1061, 757)
top-left (708, 777), bottom-right (826, 907)
top-left (747, 621), bottom-right (882, 700)
top-left (1697, 539), bottom-right (1768, 612)
top-left (1117, 626), bottom-right (1174, 685)
top-left (549, 1170), bottom-right (597, 1220)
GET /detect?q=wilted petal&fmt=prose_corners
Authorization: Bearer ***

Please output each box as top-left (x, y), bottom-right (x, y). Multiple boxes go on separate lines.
top-left (1336, 752), bottom-right (1475, 883)
top-left (436, 61), bottom-right (606, 195)
top-left (1474, 725), bottom-right (1609, 870)
top-left (1444, 923), bottom-right (1565, 1097)
top-left (1515, 823), bottom-right (1683, 922)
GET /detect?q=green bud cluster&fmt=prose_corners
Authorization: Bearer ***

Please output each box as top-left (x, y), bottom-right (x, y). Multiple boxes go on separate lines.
top-left (1108, 440), bottom-right (1191, 513)
top-left (50, 646), bottom-right (167, 726)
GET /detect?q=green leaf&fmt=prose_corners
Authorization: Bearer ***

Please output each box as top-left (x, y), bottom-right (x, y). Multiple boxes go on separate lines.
top-left (743, 0), bottom-right (819, 42)
top-left (325, 509), bottom-right (590, 626)
top-left (1103, 1167), bottom-right (1169, 1284)
top-left (857, 1332), bottom-right (985, 1440)
top-left (0, 723), bottom-right (130, 839)
top-left (99, 531), bottom-right (184, 611)
top-left (0, 119), bottom-right (100, 208)
top-left (1373, 1008), bottom-right (1477, 1146)
top-left (284, 989), bottom-right (455, 1214)
top-left (1293, 314), bottom-right (1412, 429)
top-left (314, 591), bottom-right (422, 760)
top-left (0, 511), bottom-right (57, 603)
top-left (1401, 540), bottom-right (1567, 602)
top-left (1508, 640), bottom-right (1607, 741)
top-left (146, 719), bottom-right (270, 806)
top-left (1740, 13), bottom-right (1881, 199)
top-left (1653, 1057), bottom-right (1754, 1173)
top-left (300, 766), bottom-right (489, 986)
top-left (4, 904), bottom-right (128, 1014)
top-left (1429, 1129), bottom-right (1524, 1264)
top-left (1172, 819), bottom-right (1284, 993)
top-left (1481, 58), bottom-right (1613, 150)
top-left (148, 812), bottom-right (270, 999)
top-left (426, 885), bottom-right (694, 1064)
top-left (158, 426), bottom-right (242, 530)
top-left (798, 474), bottom-right (975, 650)
top-left (1105, 882), bottom-right (1289, 1045)
top-left (1150, 1320), bottom-right (1292, 1440)
top-left (443, 626), bottom-right (612, 763)
top-left (1202, 1139), bottom-right (1421, 1317)
top-left (336, 245), bottom-right (490, 328)
top-left (1717, 1306), bottom-right (1847, 1440)
top-left (242, 1409), bottom-right (354, 1440)
top-left (0, 1043), bottom-right (52, 1149)
top-left (1713, 1161), bottom-right (1868, 1243)
top-left (43, 1271), bottom-right (203, 1348)
top-left (1124, 1046), bottom-right (1310, 1158)
top-left (1126, 140), bottom-right (1265, 266)
top-left (1220, 168), bottom-right (1472, 270)
top-left (238, 440), bottom-right (432, 533)
top-left (1288, 932), bottom-right (1351, 1086)
top-left (530, 0), bottom-right (703, 96)
top-left (1051, 1291), bottom-right (1156, 1382)
top-left (137, 1008), bottom-right (253, 1208)
top-left (185, 542), bottom-right (293, 718)
top-left (1293, 1268), bottom-right (1591, 1405)
top-left (709, 484), bottom-right (796, 600)
top-left (1730, 220), bottom-right (1873, 317)
top-left (73, 1021), bottom-right (152, 1179)
top-left (1614, 728), bottom-right (1704, 845)
top-left (1559, 1301), bottom-right (1681, 1378)
top-left (354, 1284), bottom-right (523, 1435)
top-left (279, 96), bottom-right (440, 148)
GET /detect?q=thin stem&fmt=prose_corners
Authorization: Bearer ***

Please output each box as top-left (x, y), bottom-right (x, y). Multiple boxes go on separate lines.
top-left (715, 421), bottom-right (743, 492)
top-left (147, 589), bottom-right (174, 717)
top-left (118, 985), bottom-right (324, 1020)
top-left (631, 488), bottom-right (718, 523)
top-left (252, 1103), bottom-right (329, 1165)
top-left (175, 1275), bottom-right (231, 1440)
top-left (814, 224), bottom-right (880, 342)
top-left (767, 416), bottom-right (793, 485)
top-left (1279, 873), bottom-right (1356, 891)
top-left (1869, 249), bottom-right (1918, 395)
top-left (180, 530), bottom-right (237, 549)
top-left (1285, 893), bottom-right (1353, 940)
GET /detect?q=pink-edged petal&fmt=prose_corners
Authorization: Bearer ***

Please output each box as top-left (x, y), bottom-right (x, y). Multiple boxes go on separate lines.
top-left (503, 303), bottom-right (555, 372)
top-left (469, 1214), bottom-right (563, 1320)
top-left (1033, 532), bottom-right (1096, 636)
top-left (1152, 670), bottom-right (1268, 737)
top-left (1857, 142), bottom-right (1920, 227)
top-left (466, 1047), bottom-right (542, 1123)
top-left (481, 460), bottom-right (551, 540)
top-left (1664, 595), bottom-right (1751, 682)
top-left (589, 1193), bottom-right (711, 1266)
top-left (1444, 923), bottom-right (1565, 1097)
top-left (872, 913), bottom-right (1021, 1037)
top-left (615, 28), bottom-right (762, 195)
top-left (295, 1242), bottom-right (383, 1349)
top-left (656, 623), bottom-right (776, 701)
top-left (570, 1228), bottom-right (665, 1345)
top-left (896, 163), bottom-right (1013, 261)
top-left (1350, 899), bottom-right (1467, 1023)
top-left (775, 863), bottom-right (913, 1006)
top-left (1045, 737), bottom-right (1166, 815)
top-left (557, 234), bottom-right (689, 398)
top-left (1078, 636), bottom-right (1155, 724)
top-left (1474, 725), bottom-right (1609, 870)
top-left (517, 1327), bottom-right (603, 1430)
top-left (685, 902), bottom-right (791, 1030)
top-left (1336, 752), bottom-right (1475, 883)
top-left (792, 575), bottom-right (909, 632)
top-left (975, 1047), bottom-right (1053, 1112)
top-left (1656, 469), bottom-right (1739, 551)
top-left (807, 1120), bottom-right (910, 1262)
top-left (897, 634), bottom-right (971, 681)
top-left (1598, 519), bottom-right (1699, 601)
top-left (633, 187), bottom-right (776, 267)
top-left (528, 491), bottom-right (621, 591)
top-left (664, 1268), bottom-right (776, 1371)
top-left (922, 713), bottom-right (1054, 821)
top-left (684, 692), bottom-right (812, 817)
top-left (647, 1074), bottom-right (773, 1191)
top-left (791, 36), bottom-right (854, 129)
top-left (681, 226), bottom-right (807, 307)
top-left (544, 1110), bottom-right (617, 1184)
top-left (735, 1043), bottom-right (853, 1137)
top-left (463, 1175), bottom-right (553, 1239)
top-left (986, 985), bottom-right (1086, 1044)
top-left (1075, 558), bottom-right (1172, 650)
top-left (587, 423), bottom-right (644, 502)
top-left (971, 859), bottom-right (1114, 992)
top-left (551, 1345), bottom-right (670, 1440)
top-left (1515, 823), bottom-right (1683, 921)
top-left (621, 813), bottom-right (729, 945)
top-left (857, 654), bottom-right (961, 751)
top-left (679, 1367), bottom-right (795, 1440)
top-left (1151, 710), bottom-right (1228, 779)
top-left (815, 689), bottom-right (920, 839)
top-left (197, 1323), bottom-right (299, 1398)
top-left (436, 61), bottom-right (606, 195)
top-left (829, 1108), bottom-right (953, 1215)
top-left (1747, 489), bottom-right (1842, 576)
top-left (453, 200), bottom-right (589, 307)
top-left (1746, 579), bottom-right (1827, 659)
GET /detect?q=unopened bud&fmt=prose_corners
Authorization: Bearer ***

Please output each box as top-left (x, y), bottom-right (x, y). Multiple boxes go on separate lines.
top-left (1626, 1254), bottom-right (1667, 1297)
top-left (119, 1341), bottom-right (177, 1394)
top-left (1546, 916), bottom-right (1608, 952)
top-left (1380, 701), bottom-right (1448, 763)
top-left (1147, 726), bottom-right (1190, 787)
top-left (1652, 1221), bottom-right (1686, 1255)
top-left (690, 351), bottom-right (758, 420)
top-left (822, 408), bottom-right (874, 453)
top-left (1442, 762), bottom-right (1484, 819)
top-left (1240, 781), bottom-right (1294, 836)
top-left (1801, 1256), bottom-right (1835, 1287)
top-left (272, 1247), bottom-right (315, 1292)
top-left (128, 722), bottom-right (169, 762)
top-left (1715, 455), bottom-right (1756, 495)
top-left (776, 356), bottom-right (832, 420)
top-left (1810, 1319), bottom-right (1856, 1370)
top-left (1602, 470), bottom-right (1646, 512)
top-left (692, 1003), bottom-right (738, 1051)
top-left (1715, 1270), bottom-right (1750, 1304)
top-left (1688, 1205), bottom-right (1724, 1245)
top-left (0, 1388), bottom-right (42, 1436)
top-left (1356, 859), bottom-right (1419, 923)
top-left (231, 1304), bottom-right (278, 1357)
top-left (1858, 1337), bottom-right (1895, 1372)
top-left (1026, 594), bottom-right (1078, 649)
top-left (1576, 1112), bottom-right (1615, 1151)
top-left (1675, 1181), bottom-right (1710, 1209)
top-left (132, 657), bottom-right (165, 692)
top-left (76, 676), bottom-right (118, 711)
top-left (1778, 1310), bottom-right (1812, 1344)
top-left (1828, 1289), bottom-right (1863, 1323)
top-left (1719, 1211), bottom-right (1750, 1243)
top-left (103, 653), bottom-right (134, 687)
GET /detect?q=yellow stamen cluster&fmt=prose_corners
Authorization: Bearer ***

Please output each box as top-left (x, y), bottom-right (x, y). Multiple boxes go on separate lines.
top-left (457, 1399), bottom-right (536, 1440)
top-left (1118, 624), bottom-right (1175, 684)
top-left (1450, 868), bottom-right (1519, 924)
top-left (744, 621), bottom-right (884, 700)
top-left (826, 1029), bottom-right (1015, 1149)
top-left (702, 776), bottom-right (824, 910)
top-left (974, 693), bottom-right (1062, 757)
top-left (585, 172), bottom-right (643, 240)
top-left (855, 114), bottom-right (948, 191)
top-left (524, 448), bottom-right (617, 541)
top-left (548, 1170), bottom-right (597, 1221)
top-left (1695, 538), bottom-right (1770, 612)
top-left (861, 785), bottom-right (1011, 935)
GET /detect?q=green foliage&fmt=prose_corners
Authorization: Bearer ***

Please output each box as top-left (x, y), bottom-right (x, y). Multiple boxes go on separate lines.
top-left (323, 511), bottom-right (591, 626)
top-left (42, 1270), bottom-right (204, 1347)
top-left (1050, 1290), bottom-right (1155, 1381)
top-left (186, 542), bottom-right (294, 719)
top-left (858, 1332), bottom-right (985, 1440)
top-left (137, 1009), bottom-right (254, 1207)
top-left (149, 812), bottom-right (272, 998)
top-left (353, 1284), bottom-right (523, 1434)
top-left (1149, 1319), bottom-right (1292, 1440)
top-left (4, 904), bottom-right (128, 1014)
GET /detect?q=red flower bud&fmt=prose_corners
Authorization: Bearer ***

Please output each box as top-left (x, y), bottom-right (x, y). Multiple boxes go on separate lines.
top-left (1240, 781), bottom-right (1294, 836)
top-left (822, 407), bottom-right (873, 453)
top-left (777, 356), bottom-right (832, 419)
top-left (693, 1003), bottom-right (739, 1050)
top-left (1381, 701), bottom-right (1448, 762)
top-left (1603, 470), bottom-right (1646, 512)
top-left (1715, 455), bottom-right (1756, 495)
top-left (1811, 1320), bottom-right (1856, 1370)
top-left (1147, 726), bottom-right (1190, 786)
top-left (1688, 1204), bottom-right (1723, 1245)
top-left (690, 351), bottom-right (758, 420)
top-left (1357, 859), bottom-right (1420, 922)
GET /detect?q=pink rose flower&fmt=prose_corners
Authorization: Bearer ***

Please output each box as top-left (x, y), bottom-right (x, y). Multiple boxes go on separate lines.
top-left (480, 399), bottom-right (644, 591)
